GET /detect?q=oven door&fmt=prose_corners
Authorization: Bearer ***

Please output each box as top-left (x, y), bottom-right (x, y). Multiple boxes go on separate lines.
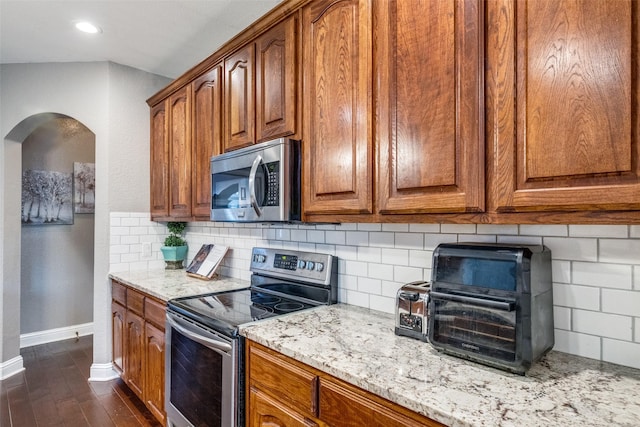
top-left (165, 311), bottom-right (237, 427)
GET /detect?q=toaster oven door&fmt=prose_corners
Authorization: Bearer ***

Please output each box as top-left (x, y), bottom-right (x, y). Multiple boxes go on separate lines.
top-left (429, 291), bottom-right (517, 363)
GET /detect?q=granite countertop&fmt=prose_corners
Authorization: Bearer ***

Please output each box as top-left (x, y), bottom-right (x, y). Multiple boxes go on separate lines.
top-left (108, 269), bottom-right (250, 302)
top-left (239, 304), bottom-right (640, 427)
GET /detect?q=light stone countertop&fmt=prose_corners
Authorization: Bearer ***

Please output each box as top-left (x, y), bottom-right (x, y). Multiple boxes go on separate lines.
top-left (108, 269), bottom-right (250, 302)
top-left (239, 303), bottom-right (640, 427)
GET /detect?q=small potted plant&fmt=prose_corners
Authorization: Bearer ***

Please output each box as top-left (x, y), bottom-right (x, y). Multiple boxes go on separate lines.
top-left (160, 221), bottom-right (188, 269)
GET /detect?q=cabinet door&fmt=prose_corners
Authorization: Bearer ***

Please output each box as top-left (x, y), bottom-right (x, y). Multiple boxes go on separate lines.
top-left (225, 44), bottom-right (256, 151)
top-left (302, 0), bottom-right (373, 215)
top-left (250, 388), bottom-right (318, 427)
top-left (192, 64), bottom-right (223, 218)
top-left (168, 86), bottom-right (193, 218)
top-left (111, 301), bottom-right (126, 376)
top-left (488, 0), bottom-right (640, 212)
top-left (145, 322), bottom-right (165, 425)
top-left (376, 0), bottom-right (484, 214)
top-left (150, 100), bottom-right (169, 218)
top-left (256, 15), bottom-right (298, 142)
top-left (125, 310), bottom-right (145, 400)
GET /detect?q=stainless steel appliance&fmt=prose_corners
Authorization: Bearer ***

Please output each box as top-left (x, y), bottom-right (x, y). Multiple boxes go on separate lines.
top-left (165, 247), bottom-right (338, 427)
top-left (428, 242), bottom-right (554, 374)
top-left (394, 281), bottom-right (430, 342)
top-left (210, 138), bottom-right (301, 222)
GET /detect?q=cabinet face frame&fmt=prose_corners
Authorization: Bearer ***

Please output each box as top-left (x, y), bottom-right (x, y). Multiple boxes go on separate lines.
top-left (302, 0), bottom-right (374, 215)
top-left (375, 0), bottom-right (485, 214)
top-left (487, 0), bottom-right (640, 212)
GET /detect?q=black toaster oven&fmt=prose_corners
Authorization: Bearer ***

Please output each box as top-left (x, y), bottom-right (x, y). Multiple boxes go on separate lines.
top-left (428, 243), bottom-right (553, 374)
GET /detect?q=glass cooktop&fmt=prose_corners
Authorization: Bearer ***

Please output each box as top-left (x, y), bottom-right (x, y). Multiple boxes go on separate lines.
top-left (168, 288), bottom-right (317, 337)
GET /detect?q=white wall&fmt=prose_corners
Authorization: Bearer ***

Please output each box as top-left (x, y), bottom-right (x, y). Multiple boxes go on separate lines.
top-left (0, 62), bottom-right (170, 379)
top-left (110, 215), bottom-right (640, 370)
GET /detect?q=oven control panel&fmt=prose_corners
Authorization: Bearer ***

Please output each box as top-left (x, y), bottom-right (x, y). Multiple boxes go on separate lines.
top-left (250, 247), bottom-right (334, 285)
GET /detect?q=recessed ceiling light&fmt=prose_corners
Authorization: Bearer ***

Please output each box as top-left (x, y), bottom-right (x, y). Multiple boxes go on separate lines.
top-left (75, 21), bottom-right (102, 34)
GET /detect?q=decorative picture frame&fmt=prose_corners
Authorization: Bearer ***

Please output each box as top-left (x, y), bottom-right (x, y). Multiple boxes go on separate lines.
top-left (21, 169), bottom-right (74, 225)
top-left (73, 162), bottom-right (95, 214)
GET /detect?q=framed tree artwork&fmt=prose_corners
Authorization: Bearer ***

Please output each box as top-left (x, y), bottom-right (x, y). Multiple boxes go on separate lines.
top-left (74, 162), bottom-right (95, 214)
top-left (21, 169), bottom-right (74, 225)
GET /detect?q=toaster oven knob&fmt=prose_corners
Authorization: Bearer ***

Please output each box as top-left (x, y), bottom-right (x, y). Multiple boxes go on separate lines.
top-left (297, 260), bottom-right (306, 269)
top-left (306, 261), bottom-right (315, 270)
top-left (315, 262), bottom-right (324, 272)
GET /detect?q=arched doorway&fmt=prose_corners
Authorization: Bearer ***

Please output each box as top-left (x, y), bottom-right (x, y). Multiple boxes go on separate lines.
top-left (1, 112), bottom-right (96, 379)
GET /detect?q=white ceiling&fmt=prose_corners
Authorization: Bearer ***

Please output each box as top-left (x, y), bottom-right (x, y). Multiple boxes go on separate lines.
top-left (0, 0), bottom-right (282, 79)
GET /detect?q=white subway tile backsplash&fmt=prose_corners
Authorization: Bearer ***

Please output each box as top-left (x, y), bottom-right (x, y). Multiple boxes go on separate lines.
top-left (553, 306), bottom-right (571, 330)
top-left (553, 329), bottom-right (601, 360)
top-left (569, 225), bottom-right (628, 238)
top-left (572, 262), bottom-right (632, 289)
top-left (599, 239), bottom-right (640, 265)
top-left (601, 289), bottom-right (640, 317)
top-left (370, 295), bottom-right (395, 314)
top-left (381, 248), bottom-right (409, 266)
top-left (109, 215), bottom-right (640, 370)
top-left (395, 232), bottom-right (423, 249)
top-left (543, 237), bottom-right (597, 261)
top-left (346, 231), bottom-right (368, 246)
top-left (382, 223), bottom-right (409, 232)
top-left (409, 223), bottom-right (440, 233)
top-left (325, 231), bottom-right (346, 245)
top-left (357, 246), bottom-right (381, 263)
top-left (520, 224), bottom-right (568, 237)
top-left (602, 339), bottom-right (640, 370)
top-left (370, 232), bottom-right (394, 247)
top-left (477, 224), bottom-right (518, 235)
top-left (393, 265), bottom-right (424, 284)
top-left (368, 263), bottom-right (394, 281)
top-left (552, 260), bottom-right (571, 284)
top-left (409, 250), bottom-right (432, 269)
top-left (553, 283), bottom-right (600, 311)
top-left (573, 310), bottom-right (632, 341)
top-left (441, 224), bottom-right (476, 234)
top-left (358, 277), bottom-right (382, 294)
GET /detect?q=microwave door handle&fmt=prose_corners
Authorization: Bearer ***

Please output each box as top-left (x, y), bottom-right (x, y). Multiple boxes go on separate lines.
top-left (429, 291), bottom-right (515, 312)
top-left (166, 314), bottom-right (232, 353)
top-left (248, 155), bottom-right (263, 217)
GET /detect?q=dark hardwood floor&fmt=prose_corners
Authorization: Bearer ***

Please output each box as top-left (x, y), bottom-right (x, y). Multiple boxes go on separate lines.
top-left (0, 335), bottom-right (161, 427)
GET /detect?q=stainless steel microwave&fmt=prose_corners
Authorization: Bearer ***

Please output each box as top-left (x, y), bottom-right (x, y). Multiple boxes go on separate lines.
top-left (210, 138), bottom-right (301, 222)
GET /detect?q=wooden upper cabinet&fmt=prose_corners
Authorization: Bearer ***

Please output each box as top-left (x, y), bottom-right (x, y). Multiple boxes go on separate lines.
top-left (168, 86), bottom-right (193, 218)
top-left (256, 15), bottom-right (298, 142)
top-left (376, 0), bottom-right (484, 214)
top-left (191, 65), bottom-right (223, 218)
top-left (150, 100), bottom-right (169, 218)
top-left (487, 0), bottom-right (640, 212)
top-left (225, 44), bottom-right (256, 151)
top-left (303, 0), bottom-right (373, 215)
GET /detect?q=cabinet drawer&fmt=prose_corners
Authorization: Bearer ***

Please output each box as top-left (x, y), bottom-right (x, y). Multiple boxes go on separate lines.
top-left (111, 281), bottom-right (127, 306)
top-left (126, 288), bottom-right (145, 316)
top-left (144, 297), bottom-right (166, 329)
top-left (249, 344), bottom-right (318, 416)
top-left (319, 378), bottom-right (443, 427)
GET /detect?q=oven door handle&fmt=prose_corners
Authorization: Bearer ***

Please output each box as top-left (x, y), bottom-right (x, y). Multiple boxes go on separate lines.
top-left (248, 155), bottom-right (263, 217)
top-left (430, 291), bottom-right (515, 312)
top-left (166, 314), bottom-right (232, 353)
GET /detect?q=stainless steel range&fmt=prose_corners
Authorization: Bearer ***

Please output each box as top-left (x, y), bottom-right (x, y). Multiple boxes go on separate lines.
top-left (165, 247), bottom-right (338, 427)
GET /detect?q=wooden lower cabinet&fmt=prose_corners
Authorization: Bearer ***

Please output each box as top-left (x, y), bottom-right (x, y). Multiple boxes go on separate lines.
top-left (111, 280), bottom-right (166, 424)
top-left (247, 340), bottom-right (443, 427)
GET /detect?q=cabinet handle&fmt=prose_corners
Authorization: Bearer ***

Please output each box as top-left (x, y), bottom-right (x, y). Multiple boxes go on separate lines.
top-left (310, 376), bottom-right (319, 416)
top-left (249, 155), bottom-right (263, 217)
